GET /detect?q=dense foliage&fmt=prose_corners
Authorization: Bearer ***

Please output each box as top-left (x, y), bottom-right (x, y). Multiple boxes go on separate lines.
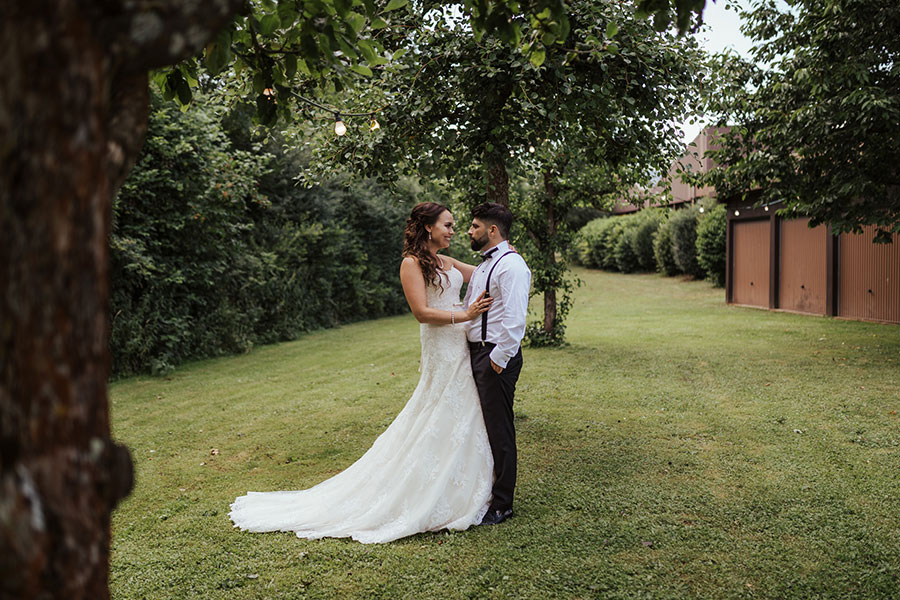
top-left (703, 0), bottom-right (900, 241)
top-left (653, 216), bottom-right (680, 276)
top-left (110, 94), bottom-right (413, 375)
top-left (695, 203), bottom-right (727, 286)
top-left (669, 205), bottom-right (704, 278)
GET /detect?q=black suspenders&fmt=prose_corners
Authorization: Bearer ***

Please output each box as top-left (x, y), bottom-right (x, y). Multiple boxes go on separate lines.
top-left (481, 251), bottom-right (515, 343)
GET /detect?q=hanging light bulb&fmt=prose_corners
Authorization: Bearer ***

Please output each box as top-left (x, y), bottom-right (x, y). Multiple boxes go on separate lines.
top-left (764, 205), bottom-right (769, 212)
top-left (369, 116), bottom-right (380, 131)
top-left (734, 210), bottom-right (740, 216)
top-left (334, 114), bottom-right (347, 136)
top-left (528, 145), bottom-right (535, 154)
top-left (699, 206), bottom-right (705, 213)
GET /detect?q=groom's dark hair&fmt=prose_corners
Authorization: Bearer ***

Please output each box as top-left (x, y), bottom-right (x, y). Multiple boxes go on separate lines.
top-left (472, 203), bottom-right (513, 239)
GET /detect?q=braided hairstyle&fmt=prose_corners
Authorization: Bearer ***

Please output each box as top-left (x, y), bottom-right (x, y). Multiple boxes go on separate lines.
top-left (402, 202), bottom-right (450, 290)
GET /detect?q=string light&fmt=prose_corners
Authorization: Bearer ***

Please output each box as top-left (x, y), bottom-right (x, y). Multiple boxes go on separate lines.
top-left (528, 145), bottom-right (535, 154)
top-left (334, 114), bottom-right (347, 136)
top-left (699, 206), bottom-right (705, 213)
top-left (285, 90), bottom-right (381, 137)
top-left (734, 210), bottom-right (740, 216)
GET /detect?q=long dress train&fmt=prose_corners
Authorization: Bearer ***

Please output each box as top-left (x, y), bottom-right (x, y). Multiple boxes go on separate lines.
top-left (229, 266), bottom-right (493, 543)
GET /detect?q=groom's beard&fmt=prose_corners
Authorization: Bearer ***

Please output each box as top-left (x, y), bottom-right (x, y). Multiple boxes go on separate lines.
top-left (470, 233), bottom-right (489, 251)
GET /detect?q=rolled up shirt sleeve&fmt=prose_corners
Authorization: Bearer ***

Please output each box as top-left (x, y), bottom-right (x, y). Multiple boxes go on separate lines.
top-left (488, 260), bottom-right (532, 368)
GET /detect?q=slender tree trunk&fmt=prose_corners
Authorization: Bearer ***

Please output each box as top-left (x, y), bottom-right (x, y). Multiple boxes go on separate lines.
top-left (542, 169), bottom-right (558, 334)
top-left (0, 1), bottom-right (242, 597)
top-left (485, 143), bottom-right (510, 206)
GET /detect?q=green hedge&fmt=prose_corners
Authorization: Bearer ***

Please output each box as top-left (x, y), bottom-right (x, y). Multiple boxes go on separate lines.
top-left (653, 217), bottom-right (681, 276)
top-left (573, 211), bottom-right (663, 274)
top-left (696, 203), bottom-right (727, 286)
top-left (575, 204), bottom-right (725, 285)
top-left (110, 94), bottom-right (414, 376)
top-left (669, 205), bottom-right (706, 278)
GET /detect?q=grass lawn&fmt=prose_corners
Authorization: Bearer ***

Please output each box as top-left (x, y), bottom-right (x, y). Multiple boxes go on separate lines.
top-left (110, 268), bottom-right (900, 599)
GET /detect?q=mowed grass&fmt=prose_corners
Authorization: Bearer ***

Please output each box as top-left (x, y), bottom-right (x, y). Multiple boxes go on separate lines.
top-left (110, 269), bottom-right (900, 599)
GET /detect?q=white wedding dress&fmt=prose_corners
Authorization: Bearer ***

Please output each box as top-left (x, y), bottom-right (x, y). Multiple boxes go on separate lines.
top-left (229, 266), bottom-right (493, 543)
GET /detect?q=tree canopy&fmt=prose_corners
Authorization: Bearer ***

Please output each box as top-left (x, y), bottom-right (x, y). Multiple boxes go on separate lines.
top-left (702, 0), bottom-right (900, 241)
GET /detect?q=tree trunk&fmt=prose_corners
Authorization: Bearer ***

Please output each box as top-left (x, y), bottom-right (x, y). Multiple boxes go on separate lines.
top-left (0, 1), bottom-right (242, 597)
top-left (485, 143), bottom-right (510, 206)
top-left (542, 169), bottom-right (558, 334)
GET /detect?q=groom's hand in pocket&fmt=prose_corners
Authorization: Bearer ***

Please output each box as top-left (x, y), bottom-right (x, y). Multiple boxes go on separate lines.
top-left (490, 360), bottom-right (504, 374)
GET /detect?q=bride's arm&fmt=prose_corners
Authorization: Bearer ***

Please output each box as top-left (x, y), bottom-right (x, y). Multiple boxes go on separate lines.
top-left (441, 255), bottom-right (477, 283)
top-left (400, 257), bottom-right (491, 324)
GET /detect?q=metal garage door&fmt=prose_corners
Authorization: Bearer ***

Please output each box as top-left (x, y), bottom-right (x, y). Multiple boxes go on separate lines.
top-left (839, 226), bottom-right (900, 323)
top-left (732, 219), bottom-right (770, 308)
top-left (779, 218), bottom-right (827, 314)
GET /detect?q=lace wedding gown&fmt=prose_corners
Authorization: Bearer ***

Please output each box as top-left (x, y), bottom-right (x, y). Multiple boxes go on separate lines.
top-left (229, 266), bottom-right (493, 543)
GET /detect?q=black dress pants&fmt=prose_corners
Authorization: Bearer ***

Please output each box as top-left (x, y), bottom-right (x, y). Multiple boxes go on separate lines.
top-left (469, 341), bottom-right (523, 512)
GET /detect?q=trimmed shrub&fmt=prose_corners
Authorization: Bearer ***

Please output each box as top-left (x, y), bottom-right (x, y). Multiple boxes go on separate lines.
top-left (614, 226), bottom-right (641, 273)
top-left (572, 217), bottom-right (610, 267)
top-left (600, 219), bottom-right (626, 271)
top-left (696, 203), bottom-right (727, 286)
top-left (631, 210), bottom-right (663, 272)
top-left (653, 217), bottom-right (680, 276)
top-left (669, 206), bottom-right (705, 278)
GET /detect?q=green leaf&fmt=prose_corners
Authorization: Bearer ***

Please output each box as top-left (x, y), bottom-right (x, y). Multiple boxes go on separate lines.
top-left (357, 39), bottom-right (378, 63)
top-left (541, 32), bottom-right (556, 46)
top-left (284, 54), bottom-right (298, 79)
top-left (296, 58), bottom-right (311, 76)
top-left (606, 21), bottom-right (618, 38)
top-left (384, 0), bottom-right (407, 12)
top-left (168, 71), bottom-right (192, 106)
top-left (529, 47), bottom-right (546, 68)
top-left (350, 64), bottom-right (373, 77)
top-left (371, 17), bottom-right (389, 29)
top-left (258, 14), bottom-right (280, 36)
top-left (345, 12), bottom-right (367, 36)
top-left (203, 30), bottom-right (232, 76)
top-left (277, 3), bottom-right (298, 27)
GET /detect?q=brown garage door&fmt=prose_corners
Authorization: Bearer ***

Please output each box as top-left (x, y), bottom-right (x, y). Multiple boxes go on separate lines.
top-left (732, 219), bottom-right (770, 308)
top-left (839, 226), bottom-right (900, 323)
top-left (779, 218), bottom-right (827, 314)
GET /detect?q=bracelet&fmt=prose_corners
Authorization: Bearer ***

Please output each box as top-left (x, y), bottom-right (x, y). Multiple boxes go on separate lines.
top-left (450, 310), bottom-right (455, 324)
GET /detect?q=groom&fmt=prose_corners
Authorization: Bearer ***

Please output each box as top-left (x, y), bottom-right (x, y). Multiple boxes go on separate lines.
top-left (464, 203), bottom-right (532, 526)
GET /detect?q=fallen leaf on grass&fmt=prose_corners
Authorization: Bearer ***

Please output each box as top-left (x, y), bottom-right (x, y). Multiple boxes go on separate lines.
top-left (210, 448), bottom-right (219, 456)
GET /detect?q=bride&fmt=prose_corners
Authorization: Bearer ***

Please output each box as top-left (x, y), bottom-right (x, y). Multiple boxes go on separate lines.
top-left (229, 202), bottom-right (495, 543)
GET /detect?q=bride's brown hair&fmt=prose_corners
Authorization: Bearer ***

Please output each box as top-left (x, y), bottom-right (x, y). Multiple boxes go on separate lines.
top-left (402, 202), bottom-right (450, 290)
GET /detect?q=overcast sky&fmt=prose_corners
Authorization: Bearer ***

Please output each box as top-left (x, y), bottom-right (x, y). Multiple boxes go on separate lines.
top-left (678, 0), bottom-right (754, 144)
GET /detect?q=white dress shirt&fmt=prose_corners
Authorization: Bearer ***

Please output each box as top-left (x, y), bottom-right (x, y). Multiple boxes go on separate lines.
top-left (463, 240), bottom-right (532, 368)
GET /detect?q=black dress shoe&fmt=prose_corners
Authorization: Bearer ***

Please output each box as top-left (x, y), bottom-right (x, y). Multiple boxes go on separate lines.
top-left (479, 508), bottom-right (513, 526)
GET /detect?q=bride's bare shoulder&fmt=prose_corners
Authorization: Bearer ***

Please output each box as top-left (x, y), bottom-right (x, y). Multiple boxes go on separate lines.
top-left (400, 255), bottom-right (422, 271)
